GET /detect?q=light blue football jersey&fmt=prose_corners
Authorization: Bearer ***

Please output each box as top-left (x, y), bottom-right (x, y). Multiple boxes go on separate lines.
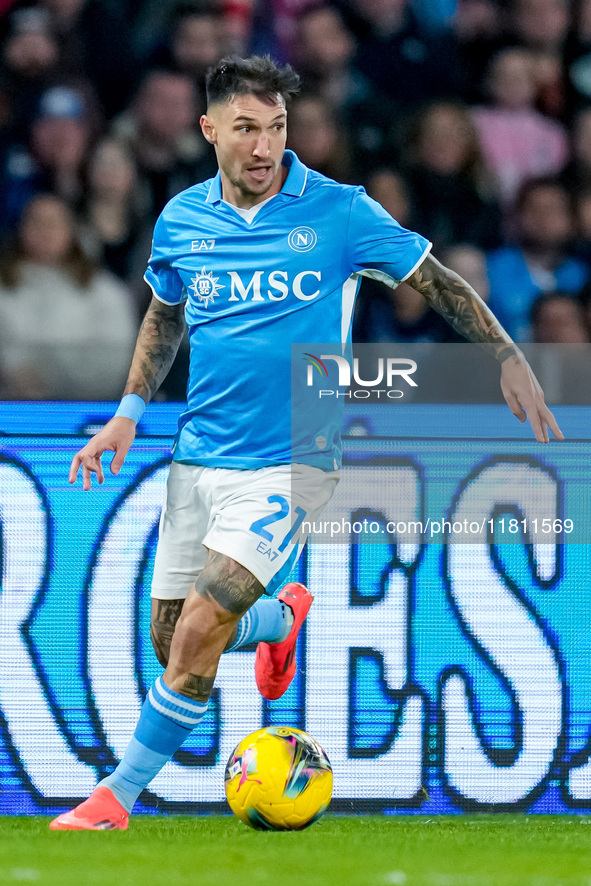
top-left (144, 151), bottom-right (430, 470)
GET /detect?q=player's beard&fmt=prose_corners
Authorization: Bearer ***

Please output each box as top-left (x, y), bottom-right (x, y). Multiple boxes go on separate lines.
top-left (233, 162), bottom-right (280, 200)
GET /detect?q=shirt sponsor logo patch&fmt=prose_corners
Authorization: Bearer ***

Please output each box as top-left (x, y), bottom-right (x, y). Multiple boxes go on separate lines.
top-left (189, 268), bottom-right (224, 307)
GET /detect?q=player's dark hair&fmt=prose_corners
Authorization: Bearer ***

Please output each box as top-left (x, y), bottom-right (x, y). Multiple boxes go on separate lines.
top-left (205, 55), bottom-right (301, 108)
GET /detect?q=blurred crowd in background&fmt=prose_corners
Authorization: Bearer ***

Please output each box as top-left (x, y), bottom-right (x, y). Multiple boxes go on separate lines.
top-left (0, 0), bottom-right (590, 402)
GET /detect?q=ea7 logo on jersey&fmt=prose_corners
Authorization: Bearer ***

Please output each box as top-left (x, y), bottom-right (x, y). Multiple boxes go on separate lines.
top-left (288, 227), bottom-right (317, 252)
top-left (191, 239), bottom-right (216, 251)
top-left (189, 268), bottom-right (224, 307)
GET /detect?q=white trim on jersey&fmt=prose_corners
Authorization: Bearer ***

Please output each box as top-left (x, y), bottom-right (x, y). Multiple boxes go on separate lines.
top-left (144, 275), bottom-right (188, 305)
top-left (400, 242), bottom-right (433, 283)
top-left (358, 267), bottom-right (398, 287)
top-left (297, 167), bottom-right (308, 197)
top-left (356, 242), bottom-right (432, 292)
top-left (206, 177), bottom-right (217, 203)
top-left (341, 274), bottom-right (359, 343)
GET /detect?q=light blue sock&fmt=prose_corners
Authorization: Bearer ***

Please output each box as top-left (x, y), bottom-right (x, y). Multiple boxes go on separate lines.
top-left (101, 675), bottom-right (207, 812)
top-left (225, 598), bottom-right (293, 652)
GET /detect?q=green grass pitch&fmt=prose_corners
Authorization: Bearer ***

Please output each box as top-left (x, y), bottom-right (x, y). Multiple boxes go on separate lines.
top-left (2, 815), bottom-right (591, 886)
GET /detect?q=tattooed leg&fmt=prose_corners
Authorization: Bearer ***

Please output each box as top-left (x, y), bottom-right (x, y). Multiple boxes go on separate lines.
top-left (195, 549), bottom-right (264, 614)
top-left (180, 674), bottom-right (216, 703)
top-left (163, 550), bottom-right (264, 702)
top-left (150, 598), bottom-right (184, 667)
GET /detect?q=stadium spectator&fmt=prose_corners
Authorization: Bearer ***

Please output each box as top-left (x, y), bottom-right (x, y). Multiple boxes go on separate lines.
top-left (443, 242), bottom-right (491, 303)
top-left (573, 181), bottom-right (591, 265)
top-left (167, 3), bottom-right (227, 81)
top-left (487, 176), bottom-right (589, 341)
top-left (510, 0), bottom-right (570, 119)
top-left (529, 291), bottom-right (591, 403)
top-left (0, 85), bottom-right (97, 240)
top-left (0, 7), bottom-right (60, 140)
top-left (0, 193), bottom-right (136, 400)
top-left (218, 0), bottom-right (352, 60)
top-left (79, 134), bottom-right (191, 400)
top-left (111, 69), bottom-right (217, 221)
top-left (364, 167), bottom-right (414, 228)
top-left (402, 100), bottom-right (502, 251)
top-left (472, 47), bottom-right (569, 206)
top-left (454, 0), bottom-right (502, 43)
top-left (531, 291), bottom-right (589, 342)
top-left (512, 0), bottom-right (571, 54)
top-left (352, 274), bottom-right (463, 343)
top-left (292, 4), bottom-right (398, 171)
top-left (348, 0), bottom-right (466, 109)
top-left (452, 0), bottom-right (506, 102)
top-left (566, 0), bottom-right (591, 116)
top-left (39, 0), bottom-right (137, 118)
top-left (414, 241), bottom-right (502, 403)
top-left (293, 5), bottom-right (363, 106)
top-left (138, 0), bottom-right (279, 59)
top-left (353, 166), bottom-right (460, 344)
top-left (220, 0), bottom-right (285, 56)
top-left (286, 92), bottom-right (353, 182)
top-left (561, 105), bottom-right (591, 191)
top-left (0, 78), bottom-right (13, 142)
top-left (147, 3), bottom-right (228, 116)
top-left (1, 0), bottom-right (588, 407)
top-left (79, 136), bottom-right (154, 311)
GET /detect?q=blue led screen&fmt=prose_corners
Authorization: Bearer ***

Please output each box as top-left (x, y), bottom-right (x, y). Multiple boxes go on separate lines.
top-left (0, 402), bottom-right (590, 815)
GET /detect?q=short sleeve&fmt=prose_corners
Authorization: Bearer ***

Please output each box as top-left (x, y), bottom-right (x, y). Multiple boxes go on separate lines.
top-left (347, 188), bottom-right (431, 286)
top-left (144, 212), bottom-right (187, 305)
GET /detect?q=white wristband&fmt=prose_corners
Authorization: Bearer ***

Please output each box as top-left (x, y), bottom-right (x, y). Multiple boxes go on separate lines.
top-left (115, 393), bottom-right (146, 423)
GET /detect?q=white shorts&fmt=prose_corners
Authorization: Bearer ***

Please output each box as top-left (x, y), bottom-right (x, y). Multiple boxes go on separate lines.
top-left (151, 461), bottom-right (339, 600)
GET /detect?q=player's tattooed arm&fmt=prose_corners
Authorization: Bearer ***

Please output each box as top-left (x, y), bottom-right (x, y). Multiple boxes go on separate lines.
top-left (405, 254), bottom-right (518, 362)
top-left (406, 253), bottom-right (564, 443)
top-left (69, 296), bottom-right (185, 490)
top-left (123, 296), bottom-right (186, 402)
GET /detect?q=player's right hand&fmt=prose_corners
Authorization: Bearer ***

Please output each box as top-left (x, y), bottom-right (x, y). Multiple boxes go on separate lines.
top-left (69, 416), bottom-right (137, 490)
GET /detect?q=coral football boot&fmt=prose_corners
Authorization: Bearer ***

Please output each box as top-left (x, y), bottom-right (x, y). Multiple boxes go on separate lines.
top-left (50, 785), bottom-right (129, 831)
top-left (255, 582), bottom-right (313, 700)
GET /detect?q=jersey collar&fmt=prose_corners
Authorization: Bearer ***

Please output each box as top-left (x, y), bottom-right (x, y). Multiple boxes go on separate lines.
top-left (280, 150), bottom-right (308, 196)
top-left (205, 150), bottom-right (308, 204)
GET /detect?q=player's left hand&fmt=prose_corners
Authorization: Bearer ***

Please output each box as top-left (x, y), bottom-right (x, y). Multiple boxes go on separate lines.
top-left (500, 355), bottom-right (564, 443)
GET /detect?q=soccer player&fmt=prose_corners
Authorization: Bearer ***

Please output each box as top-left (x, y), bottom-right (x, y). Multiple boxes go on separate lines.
top-left (51, 56), bottom-right (563, 830)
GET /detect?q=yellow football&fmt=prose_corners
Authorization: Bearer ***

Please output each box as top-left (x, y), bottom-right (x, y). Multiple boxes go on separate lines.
top-left (224, 726), bottom-right (333, 830)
